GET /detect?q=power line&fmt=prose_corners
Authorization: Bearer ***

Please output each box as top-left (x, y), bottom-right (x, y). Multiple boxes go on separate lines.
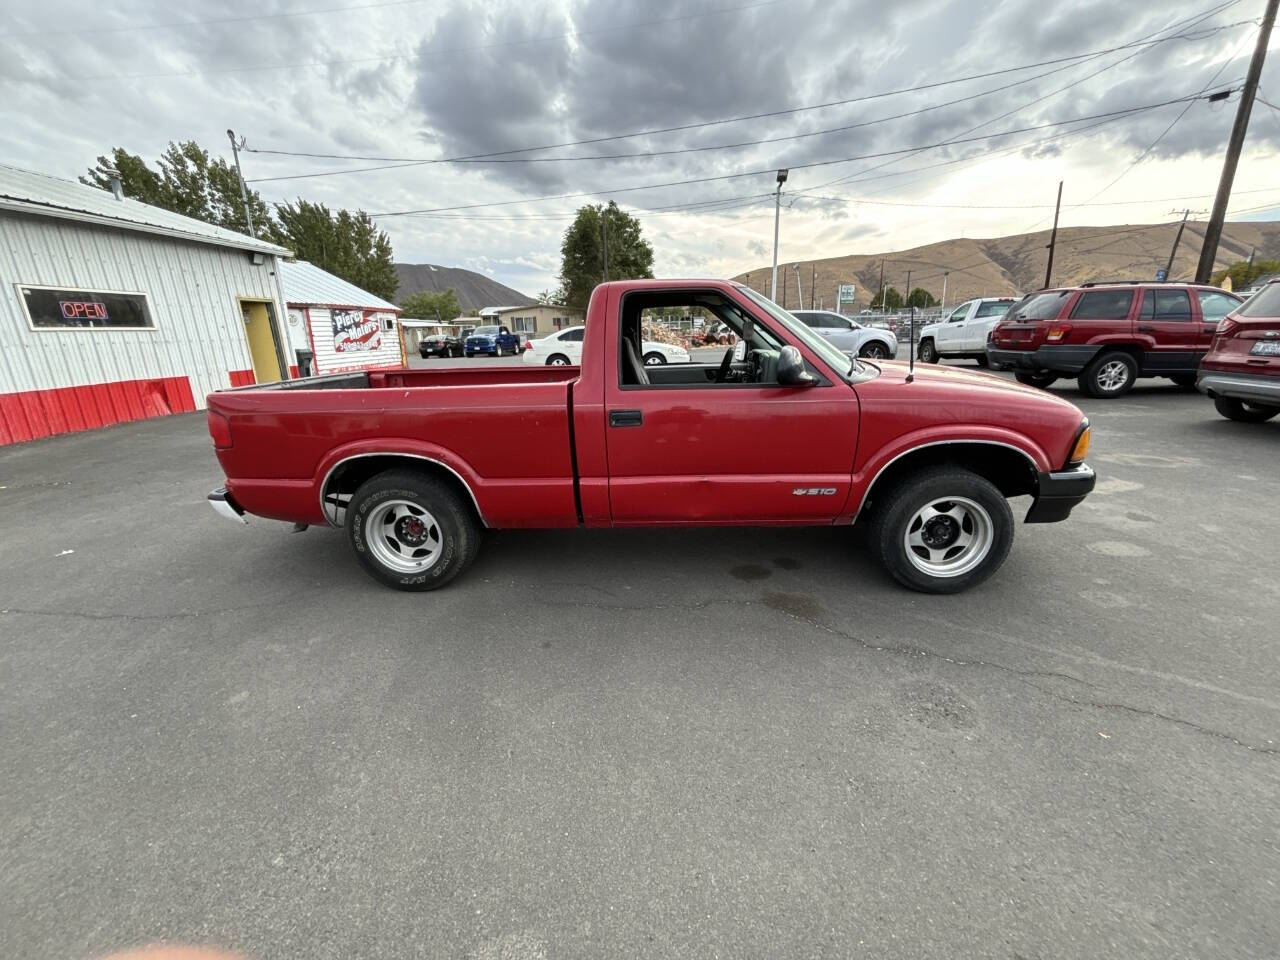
top-left (365, 92), bottom-right (1228, 216)
top-left (2, 0), bottom-right (427, 38)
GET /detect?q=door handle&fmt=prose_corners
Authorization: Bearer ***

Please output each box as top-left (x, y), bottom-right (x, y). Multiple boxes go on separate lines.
top-left (609, 409), bottom-right (643, 428)
top-left (1137, 325), bottom-right (1155, 332)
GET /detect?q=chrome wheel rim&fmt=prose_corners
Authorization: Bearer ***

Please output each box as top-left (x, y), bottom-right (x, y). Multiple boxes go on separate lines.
top-left (1096, 360), bottom-right (1130, 392)
top-left (864, 343), bottom-right (888, 358)
top-left (365, 499), bottom-right (443, 574)
top-left (903, 496), bottom-right (994, 578)
top-left (644, 354), bottom-right (663, 365)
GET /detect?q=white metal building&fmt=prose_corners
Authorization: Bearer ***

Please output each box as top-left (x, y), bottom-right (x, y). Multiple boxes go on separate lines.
top-left (279, 260), bottom-right (402, 376)
top-left (0, 164), bottom-right (293, 446)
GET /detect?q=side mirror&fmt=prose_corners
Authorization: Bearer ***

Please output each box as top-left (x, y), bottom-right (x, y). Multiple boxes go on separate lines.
top-left (732, 339), bottom-right (747, 363)
top-left (777, 345), bottom-right (817, 386)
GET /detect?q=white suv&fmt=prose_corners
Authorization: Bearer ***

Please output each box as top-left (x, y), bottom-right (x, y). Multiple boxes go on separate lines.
top-left (916, 298), bottom-right (1017, 365)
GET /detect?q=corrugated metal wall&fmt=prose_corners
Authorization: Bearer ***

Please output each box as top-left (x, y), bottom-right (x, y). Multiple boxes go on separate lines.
top-left (0, 211), bottom-right (284, 442)
top-left (305, 307), bottom-right (402, 374)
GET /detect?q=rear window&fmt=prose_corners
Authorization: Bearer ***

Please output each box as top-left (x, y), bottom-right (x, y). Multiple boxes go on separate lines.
top-left (1009, 291), bottom-right (1069, 321)
top-left (975, 300), bottom-right (1014, 319)
top-left (1070, 290), bottom-right (1134, 320)
top-left (1238, 282), bottom-right (1280, 318)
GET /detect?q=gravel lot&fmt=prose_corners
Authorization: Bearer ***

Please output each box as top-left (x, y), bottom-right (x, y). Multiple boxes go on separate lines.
top-left (2, 361), bottom-right (1278, 959)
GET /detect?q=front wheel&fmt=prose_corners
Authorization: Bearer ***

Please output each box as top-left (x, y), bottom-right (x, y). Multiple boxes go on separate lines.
top-left (1214, 396), bottom-right (1280, 422)
top-left (1014, 370), bottom-right (1058, 389)
top-left (917, 339), bottom-right (939, 363)
top-left (859, 341), bottom-right (891, 359)
top-left (1079, 350), bottom-right (1137, 398)
top-left (868, 466), bottom-right (1014, 594)
top-left (347, 470), bottom-right (481, 591)
top-left (643, 352), bottom-right (667, 366)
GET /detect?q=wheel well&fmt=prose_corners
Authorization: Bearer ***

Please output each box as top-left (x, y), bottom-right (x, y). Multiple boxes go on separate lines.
top-left (321, 455), bottom-right (485, 526)
top-left (1092, 345), bottom-right (1143, 369)
top-left (547, 352), bottom-right (570, 363)
top-left (859, 443), bottom-right (1038, 517)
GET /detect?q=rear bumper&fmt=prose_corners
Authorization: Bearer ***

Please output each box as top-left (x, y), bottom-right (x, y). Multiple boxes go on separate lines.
top-left (987, 344), bottom-right (1100, 373)
top-left (1025, 463), bottom-right (1095, 524)
top-left (208, 486), bottom-right (247, 524)
top-left (1197, 370), bottom-right (1280, 404)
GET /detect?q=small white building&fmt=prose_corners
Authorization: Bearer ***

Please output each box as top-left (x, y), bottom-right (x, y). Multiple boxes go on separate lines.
top-left (0, 163), bottom-right (293, 446)
top-left (279, 260), bottom-right (402, 376)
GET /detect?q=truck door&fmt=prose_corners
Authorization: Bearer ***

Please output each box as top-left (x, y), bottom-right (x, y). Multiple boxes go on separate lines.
top-left (936, 302), bottom-right (970, 353)
top-left (603, 288), bottom-right (859, 524)
top-left (1136, 288), bottom-right (1199, 372)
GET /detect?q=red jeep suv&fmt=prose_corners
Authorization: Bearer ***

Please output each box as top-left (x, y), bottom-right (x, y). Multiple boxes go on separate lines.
top-left (1197, 278), bottom-right (1280, 422)
top-left (986, 282), bottom-right (1242, 398)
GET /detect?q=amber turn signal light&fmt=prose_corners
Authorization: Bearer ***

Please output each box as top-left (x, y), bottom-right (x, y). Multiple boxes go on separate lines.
top-left (1069, 424), bottom-right (1091, 465)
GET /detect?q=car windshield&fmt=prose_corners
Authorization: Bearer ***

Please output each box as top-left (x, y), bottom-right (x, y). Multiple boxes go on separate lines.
top-left (738, 287), bottom-right (864, 379)
top-left (1238, 282), bottom-right (1280, 317)
top-left (473, 326), bottom-right (499, 336)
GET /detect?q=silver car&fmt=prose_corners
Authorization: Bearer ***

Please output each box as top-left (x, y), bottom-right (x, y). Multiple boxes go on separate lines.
top-left (790, 310), bottom-right (898, 359)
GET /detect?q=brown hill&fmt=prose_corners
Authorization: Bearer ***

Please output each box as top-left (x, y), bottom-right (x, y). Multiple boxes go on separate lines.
top-left (732, 220), bottom-right (1280, 309)
top-left (394, 263), bottom-right (534, 313)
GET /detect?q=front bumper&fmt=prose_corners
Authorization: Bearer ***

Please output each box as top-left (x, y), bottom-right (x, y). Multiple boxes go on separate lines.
top-left (1025, 463), bottom-right (1096, 523)
top-left (1197, 370), bottom-right (1280, 404)
top-left (208, 486), bottom-right (247, 524)
top-left (987, 344), bottom-right (1100, 373)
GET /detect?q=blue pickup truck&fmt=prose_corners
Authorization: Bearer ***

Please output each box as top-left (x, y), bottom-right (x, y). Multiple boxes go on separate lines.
top-left (464, 325), bottom-right (521, 358)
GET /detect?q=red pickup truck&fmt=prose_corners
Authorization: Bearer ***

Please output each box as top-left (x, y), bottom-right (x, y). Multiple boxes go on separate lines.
top-left (207, 279), bottom-right (1095, 594)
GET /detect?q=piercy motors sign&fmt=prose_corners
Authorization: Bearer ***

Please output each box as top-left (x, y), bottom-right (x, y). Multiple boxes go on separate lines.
top-left (332, 309), bottom-right (388, 353)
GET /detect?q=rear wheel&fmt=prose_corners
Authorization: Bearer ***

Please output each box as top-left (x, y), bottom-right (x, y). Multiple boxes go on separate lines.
top-left (1078, 350), bottom-right (1137, 398)
top-left (1014, 371), bottom-right (1058, 388)
top-left (643, 352), bottom-right (666, 366)
top-left (1214, 396), bottom-right (1280, 422)
top-left (974, 355), bottom-right (990, 368)
top-left (546, 353), bottom-right (571, 366)
top-left (917, 339), bottom-right (939, 363)
top-left (347, 470), bottom-right (481, 591)
top-left (859, 340), bottom-right (891, 359)
top-left (868, 466), bottom-right (1013, 594)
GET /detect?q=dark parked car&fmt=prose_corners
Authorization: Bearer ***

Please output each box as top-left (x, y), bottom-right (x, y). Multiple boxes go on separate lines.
top-left (418, 333), bottom-right (462, 358)
top-left (464, 325), bottom-right (521, 357)
top-left (987, 281), bottom-right (1243, 397)
top-left (1198, 278), bottom-right (1280, 422)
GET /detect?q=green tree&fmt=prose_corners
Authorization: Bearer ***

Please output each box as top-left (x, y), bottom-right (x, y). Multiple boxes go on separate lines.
top-left (1214, 258), bottom-right (1280, 289)
top-left (870, 286), bottom-right (903, 310)
top-left (400, 289), bottom-right (462, 321)
top-left (558, 201), bottom-right (654, 309)
top-left (905, 287), bottom-right (937, 308)
top-left (81, 142), bottom-right (275, 238)
top-left (275, 200), bottom-right (398, 302)
top-left (536, 288), bottom-right (566, 306)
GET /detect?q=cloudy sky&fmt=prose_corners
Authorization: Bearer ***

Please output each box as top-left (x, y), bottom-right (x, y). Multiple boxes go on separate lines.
top-left (4, 0), bottom-right (1280, 295)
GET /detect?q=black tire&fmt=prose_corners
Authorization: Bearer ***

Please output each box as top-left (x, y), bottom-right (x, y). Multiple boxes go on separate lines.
top-left (917, 339), bottom-right (939, 363)
top-left (1014, 371), bottom-right (1058, 389)
top-left (1078, 350), bottom-right (1138, 398)
top-left (546, 353), bottom-right (571, 366)
top-left (859, 340), bottom-right (891, 359)
top-left (1214, 396), bottom-right (1280, 422)
top-left (1169, 373), bottom-right (1197, 389)
top-left (868, 466), bottom-right (1014, 594)
top-left (974, 355), bottom-right (990, 368)
top-left (346, 469), bottom-right (481, 591)
top-left (643, 352), bottom-right (667, 366)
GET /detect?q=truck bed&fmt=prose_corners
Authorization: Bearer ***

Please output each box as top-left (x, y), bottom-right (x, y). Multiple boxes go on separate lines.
top-left (221, 366), bottom-right (578, 393)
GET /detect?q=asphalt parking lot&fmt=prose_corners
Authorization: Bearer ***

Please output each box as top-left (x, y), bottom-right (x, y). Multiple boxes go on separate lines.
top-left (3, 363), bottom-right (1279, 959)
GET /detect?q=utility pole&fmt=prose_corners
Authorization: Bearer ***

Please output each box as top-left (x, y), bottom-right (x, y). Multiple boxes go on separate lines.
top-left (226, 128), bottom-right (256, 238)
top-left (1164, 210), bottom-right (1190, 279)
top-left (600, 210), bottom-right (609, 282)
top-left (770, 169), bottom-right (788, 301)
top-left (810, 263), bottom-right (816, 309)
top-left (793, 263), bottom-right (804, 307)
top-left (877, 259), bottom-right (886, 314)
top-left (1196, 0), bottom-right (1278, 282)
top-left (1044, 180), bottom-right (1063, 288)
top-left (941, 272), bottom-right (949, 312)
top-left (905, 269), bottom-right (912, 313)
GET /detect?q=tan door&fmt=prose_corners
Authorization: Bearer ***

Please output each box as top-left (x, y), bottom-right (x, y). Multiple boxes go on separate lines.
top-left (241, 301), bottom-right (284, 383)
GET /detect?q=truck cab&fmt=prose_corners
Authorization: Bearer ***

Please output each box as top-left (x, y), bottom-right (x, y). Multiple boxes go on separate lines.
top-left (917, 298), bottom-right (1018, 365)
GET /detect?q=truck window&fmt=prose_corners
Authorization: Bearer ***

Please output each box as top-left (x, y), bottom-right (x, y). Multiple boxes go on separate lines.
top-left (949, 303), bottom-right (969, 321)
top-left (1070, 290), bottom-right (1133, 320)
top-left (974, 301), bottom-right (1013, 319)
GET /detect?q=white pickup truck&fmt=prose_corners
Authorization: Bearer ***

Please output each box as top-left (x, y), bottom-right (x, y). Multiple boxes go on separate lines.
top-left (917, 297), bottom-right (1017, 365)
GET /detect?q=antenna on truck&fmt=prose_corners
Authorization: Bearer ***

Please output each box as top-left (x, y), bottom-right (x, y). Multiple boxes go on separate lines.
top-left (905, 268), bottom-right (915, 383)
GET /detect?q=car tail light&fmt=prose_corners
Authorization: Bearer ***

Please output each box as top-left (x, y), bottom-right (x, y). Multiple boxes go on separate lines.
top-left (1046, 323), bottom-right (1072, 342)
top-left (522, 340), bottom-right (532, 350)
top-left (207, 410), bottom-right (233, 449)
top-left (1216, 317), bottom-right (1239, 337)
top-left (1068, 423), bottom-right (1091, 466)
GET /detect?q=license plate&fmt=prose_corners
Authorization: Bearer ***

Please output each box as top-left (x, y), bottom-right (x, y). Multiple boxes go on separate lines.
top-left (1250, 341), bottom-right (1280, 356)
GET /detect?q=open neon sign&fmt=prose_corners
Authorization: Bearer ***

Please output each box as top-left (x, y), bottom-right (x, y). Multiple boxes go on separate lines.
top-left (60, 300), bottom-right (109, 321)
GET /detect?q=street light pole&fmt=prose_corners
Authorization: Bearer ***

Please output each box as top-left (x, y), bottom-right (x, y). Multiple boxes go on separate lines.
top-left (770, 169), bottom-right (788, 302)
top-left (941, 272), bottom-right (949, 313)
top-left (793, 263), bottom-right (803, 307)
top-left (226, 128), bottom-right (256, 238)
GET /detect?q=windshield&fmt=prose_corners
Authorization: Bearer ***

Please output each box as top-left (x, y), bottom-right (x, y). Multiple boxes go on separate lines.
top-left (473, 325), bottom-right (499, 336)
top-left (738, 287), bottom-right (864, 379)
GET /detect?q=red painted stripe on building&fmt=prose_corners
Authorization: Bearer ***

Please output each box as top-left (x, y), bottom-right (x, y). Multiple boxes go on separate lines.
top-left (0, 376), bottom-right (197, 446)
top-left (228, 369), bottom-right (256, 388)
